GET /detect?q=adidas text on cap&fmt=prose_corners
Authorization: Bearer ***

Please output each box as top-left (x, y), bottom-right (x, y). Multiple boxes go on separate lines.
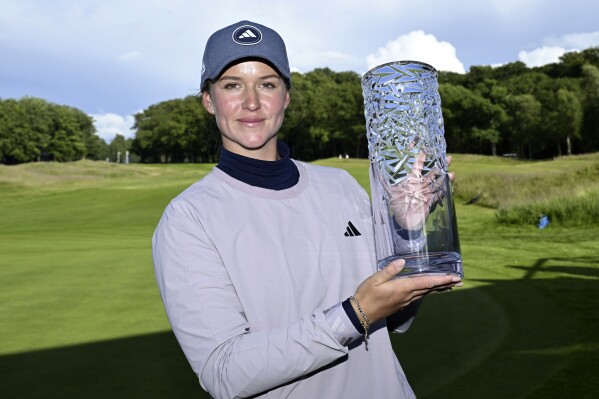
top-left (201, 20), bottom-right (291, 90)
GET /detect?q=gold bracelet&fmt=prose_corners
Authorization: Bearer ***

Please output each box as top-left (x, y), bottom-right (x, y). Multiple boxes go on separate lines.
top-left (349, 296), bottom-right (370, 350)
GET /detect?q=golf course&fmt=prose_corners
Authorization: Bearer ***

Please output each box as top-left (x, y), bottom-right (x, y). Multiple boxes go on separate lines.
top-left (1, 154), bottom-right (597, 398)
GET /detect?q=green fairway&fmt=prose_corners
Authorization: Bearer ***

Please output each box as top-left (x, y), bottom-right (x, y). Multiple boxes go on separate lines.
top-left (1, 156), bottom-right (598, 398)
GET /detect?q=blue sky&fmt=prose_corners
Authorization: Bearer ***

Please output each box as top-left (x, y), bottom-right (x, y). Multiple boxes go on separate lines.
top-left (1, 0), bottom-right (598, 142)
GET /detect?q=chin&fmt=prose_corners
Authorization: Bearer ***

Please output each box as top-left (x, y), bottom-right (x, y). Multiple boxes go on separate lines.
top-left (236, 134), bottom-right (277, 151)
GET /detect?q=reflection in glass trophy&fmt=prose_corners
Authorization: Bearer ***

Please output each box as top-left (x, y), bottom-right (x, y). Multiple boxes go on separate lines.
top-left (362, 61), bottom-right (463, 278)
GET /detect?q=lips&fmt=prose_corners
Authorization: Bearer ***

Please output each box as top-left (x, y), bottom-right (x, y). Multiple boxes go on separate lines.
top-left (238, 117), bottom-right (265, 127)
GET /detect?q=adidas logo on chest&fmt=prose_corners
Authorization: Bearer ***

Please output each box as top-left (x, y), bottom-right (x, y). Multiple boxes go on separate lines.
top-left (343, 221), bottom-right (361, 237)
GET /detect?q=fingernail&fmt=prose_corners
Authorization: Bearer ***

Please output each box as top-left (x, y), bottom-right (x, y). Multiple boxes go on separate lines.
top-left (451, 277), bottom-right (461, 282)
top-left (454, 282), bottom-right (463, 287)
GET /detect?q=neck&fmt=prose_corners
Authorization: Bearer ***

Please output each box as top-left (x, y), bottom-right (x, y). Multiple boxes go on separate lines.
top-left (216, 141), bottom-right (299, 190)
top-left (222, 138), bottom-right (279, 161)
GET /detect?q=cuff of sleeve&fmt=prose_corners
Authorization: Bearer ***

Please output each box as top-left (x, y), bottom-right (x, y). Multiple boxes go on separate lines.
top-left (323, 302), bottom-right (363, 346)
top-left (341, 298), bottom-right (365, 335)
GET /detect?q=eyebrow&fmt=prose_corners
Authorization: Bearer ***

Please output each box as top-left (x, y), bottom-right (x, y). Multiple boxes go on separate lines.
top-left (218, 74), bottom-right (282, 82)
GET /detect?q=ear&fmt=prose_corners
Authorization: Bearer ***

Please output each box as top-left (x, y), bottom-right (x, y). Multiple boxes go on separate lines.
top-left (283, 90), bottom-right (290, 110)
top-left (202, 91), bottom-right (216, 114)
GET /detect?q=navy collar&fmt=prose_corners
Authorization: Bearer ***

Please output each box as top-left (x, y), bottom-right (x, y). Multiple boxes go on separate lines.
top-left (216, 142), bottom-right (300, 190)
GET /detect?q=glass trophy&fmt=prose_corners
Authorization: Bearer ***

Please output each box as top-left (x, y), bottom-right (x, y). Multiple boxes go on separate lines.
top-left (361, 61), bottom-right (463, 278)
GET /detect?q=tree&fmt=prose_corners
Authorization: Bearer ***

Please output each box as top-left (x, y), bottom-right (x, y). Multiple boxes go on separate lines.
top-left (471, 127), bottom-right (501, 156)
top-left (546, 88), bottom-right (583, 156)
top-left (492, 61), bottom-right (529, 80)
top-left (278, 68), bottom-right (367, 160)
top-left (580, 64), bottom-right (599, 151)
top-left (108, 134), bottom-right (128, 162)
top-left (505, 94), bottom-right (542, 158)
top-left (132, 96), bottom-right (218, 163)
top-left (0, 97), bottom-right (97, 164)
top-left (45, 105), bottom-right (88, 161)
top-left (0, 99), bottom-right (39, 164)
top-left (439, 84), bottom-right (506, 154)
top-left (18, 97), bottom-right (53, 161)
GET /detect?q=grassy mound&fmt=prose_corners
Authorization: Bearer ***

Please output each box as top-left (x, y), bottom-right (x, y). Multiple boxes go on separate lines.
top-left (451, 153), bottom-right (599, 226)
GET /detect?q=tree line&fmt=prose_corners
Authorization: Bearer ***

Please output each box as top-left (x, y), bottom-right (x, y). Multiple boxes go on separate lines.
top-left (0, 97), bottom-right (102, 164)
top-left (0, 97), bottom-right (133, 164)
top-left (2, 46), bottom-right (599, 165)
top-left (132, 47), bottom-right (599, 162)
top-left (437, 47), bottom-right (599, 158)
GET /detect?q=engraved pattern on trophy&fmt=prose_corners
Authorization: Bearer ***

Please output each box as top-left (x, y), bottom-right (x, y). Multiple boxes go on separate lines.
top-left (363, 61), bottom-right (445, 186)
top-left (362, 61), bottom-right (463, 278)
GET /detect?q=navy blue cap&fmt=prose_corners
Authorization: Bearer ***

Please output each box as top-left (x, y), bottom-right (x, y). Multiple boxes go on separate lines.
top-left (201, 20), bottom-right (291, 90)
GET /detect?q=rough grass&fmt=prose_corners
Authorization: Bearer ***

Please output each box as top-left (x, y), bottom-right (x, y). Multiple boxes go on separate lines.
top-left (451, 153), bottom-right (599, 226)
top-left (495, 187), bottom-right (599, 226)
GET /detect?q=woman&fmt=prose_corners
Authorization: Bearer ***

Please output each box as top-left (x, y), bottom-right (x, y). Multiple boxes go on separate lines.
top-left (153, 20), bottom-right (461, 399)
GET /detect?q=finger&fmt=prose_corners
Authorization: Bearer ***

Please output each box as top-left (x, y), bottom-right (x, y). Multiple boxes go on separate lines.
top-left (428, 281), bottom-right (461, 295)
top-left (446, 155), bottom-right (452, 166)
top-left (429, 175), bottom-right (446, 203)
top-left (448, 171), bottom-right (455, 182)
top-left (371, 259), bottom-right (406, 285)
top-left (402, 274), bottom-right (461, 292)
top-left (410, 150), bottom-right (426, 178)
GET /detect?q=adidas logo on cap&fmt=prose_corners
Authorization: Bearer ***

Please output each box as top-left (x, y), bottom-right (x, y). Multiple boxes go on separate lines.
top-left (238, 29), bottom-right (257, 39)
top-left (232, 25), bottom-right (262, 45)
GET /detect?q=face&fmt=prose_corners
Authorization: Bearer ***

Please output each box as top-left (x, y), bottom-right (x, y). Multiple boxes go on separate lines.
top-left (202, 60), bottom-right (290, 160)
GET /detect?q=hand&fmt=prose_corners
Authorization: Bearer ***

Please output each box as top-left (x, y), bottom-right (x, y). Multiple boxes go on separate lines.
top-left (387, 151), bottom-right (455, 230)
top-left (352, 259), bottom-right (462, 324)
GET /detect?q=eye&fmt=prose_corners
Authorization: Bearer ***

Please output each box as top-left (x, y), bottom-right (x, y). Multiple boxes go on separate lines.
top-left (261, 81), bottom-right (277, 89)
top-left (223, 82), bottom-right (240, 90)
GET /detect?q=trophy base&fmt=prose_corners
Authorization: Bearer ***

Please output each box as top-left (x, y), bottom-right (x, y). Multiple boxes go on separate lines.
top-left (378, 251), bottom-right (463, 279)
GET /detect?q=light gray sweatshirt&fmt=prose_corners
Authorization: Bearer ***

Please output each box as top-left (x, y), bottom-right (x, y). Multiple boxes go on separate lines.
top-left (152, 161), bottom-right (416, 399)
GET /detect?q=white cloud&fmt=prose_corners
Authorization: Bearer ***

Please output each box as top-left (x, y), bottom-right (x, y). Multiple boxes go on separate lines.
top-left (518, 31), bottom-right (599, 68)
top-left (365, 31), bottom-right (465, 74)
top-left (518, 46), bottom-right (570, 67)
top-left (91, 113), bottom-right (136, 143)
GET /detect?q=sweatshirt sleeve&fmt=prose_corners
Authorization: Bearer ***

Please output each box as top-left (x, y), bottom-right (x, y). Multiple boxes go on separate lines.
top-left (152, 201), bottom-right (349, 399)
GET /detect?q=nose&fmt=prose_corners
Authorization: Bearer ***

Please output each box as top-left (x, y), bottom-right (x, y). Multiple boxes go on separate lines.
top-left (242, 87), bottom-right (260, 111)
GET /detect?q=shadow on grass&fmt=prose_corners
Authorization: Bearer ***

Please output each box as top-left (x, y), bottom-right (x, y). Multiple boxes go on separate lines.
top-left (514, 256), bottom-right (599, 279)
top-left (1, 257), bottom-right (598, 399)
top-left (0, 331), bottom-right (210, 399)
top-left (394, 256), bottom-right (599, 399)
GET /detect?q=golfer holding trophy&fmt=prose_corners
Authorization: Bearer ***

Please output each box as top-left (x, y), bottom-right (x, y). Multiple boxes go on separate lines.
top-left (154, 20), bottom-right (463, 398)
